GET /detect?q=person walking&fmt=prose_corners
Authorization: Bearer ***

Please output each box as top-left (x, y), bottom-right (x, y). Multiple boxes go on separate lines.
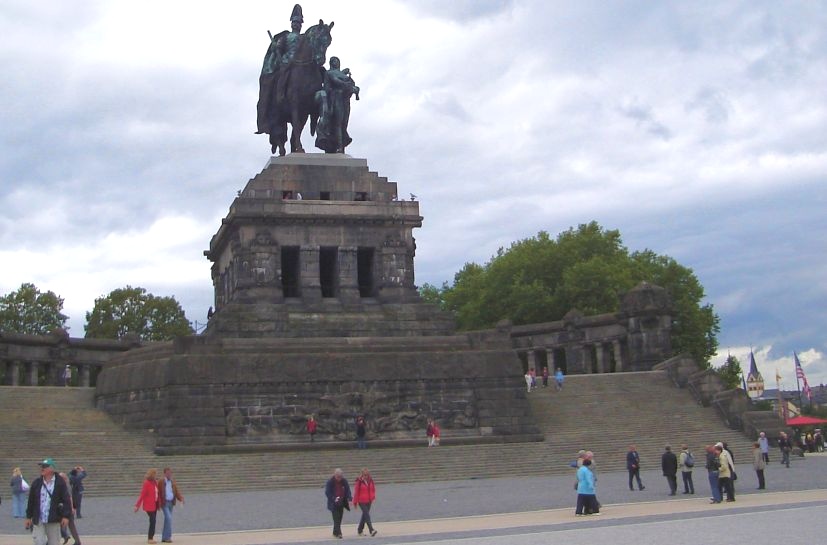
top-left (24, 458), bottom-right (72, 545)
top-left (9, 467), bottom-right (29, 519)
top-left (134, 468), bottom-right (160, 544)
top-left (325, 468), bottom-right (352, 539)
top-left (524, 371), bottom-right (532, 393)
top-left (306, 415), bottom-right (317, 443)
top-left (542, 366), bottom-right (549, 388)
top-left (574, 459), bottom-right (599, 516)
top-left (778, 431), bottom-right (792, 468)
top-left (661, 445), bottom-right (678, 496)
top-left (432, 422), bottom-right (441, 446)
top-left (626, 445), bottom-right (645, 491)
top-left (704, 445), bottom-right (722, 504)
top-left (753, 442), bottom-right (766, 490)
top-left (68, 466), bottom-right (86, 519)
top-left (554, 368), bottom-right (565, 391)
top-left (716, 443), bottom-right (735, 502)
top-left (426, 419), bottom-right (435, 447)
top-left (157, 467), bottom-right (184, 544)
top-left (353, 468), bottom-right (378, 537)
top-left (58, 472), bottom-right (82, 545)
top-left (679, 444), bottom-right (695, 494)
top-left (758, 431), bottom-right (770, 463)
top-left (355, 416), bottom-right (367, 449)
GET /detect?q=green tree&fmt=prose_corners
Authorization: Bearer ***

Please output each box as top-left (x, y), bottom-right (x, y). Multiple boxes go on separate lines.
top-left (0, 282), bottom-right (68, 334)
top-left (84, 286), bottom-right (193, 341)
top-left (437, 221), bottom-right (720, 365)
top-left (715, 354), bottom-right (743, 390)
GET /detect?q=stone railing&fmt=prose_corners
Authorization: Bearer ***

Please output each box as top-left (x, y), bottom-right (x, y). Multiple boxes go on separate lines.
top-left (0, 330), bottom-right (140, 387)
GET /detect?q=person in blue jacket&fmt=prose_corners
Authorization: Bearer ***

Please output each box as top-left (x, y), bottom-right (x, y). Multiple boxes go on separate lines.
top-left (575, 459), bottom-right (600, 515)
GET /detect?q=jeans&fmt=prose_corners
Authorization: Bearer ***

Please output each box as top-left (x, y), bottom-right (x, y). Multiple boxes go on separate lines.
top-left (781, 449), bottom-right (790, 467)
top-left (762, 452), bottom-right (769, 463)
top-left (357, 502), bottom-right (374, 534)
top-left (756, 469), bottom-right (765, 489)
top-left (12, 492), bottom-right (27, 518)
top-left (146, 510), bottom-right (157, 539)
top-left (682, 471), bottom-right (695, 493)
top-left (628, 468), bottom-right (643, 490)
top-left (331, 505), bottom-right (344, 536)
top-left (708, 470), bottom-right (722, 502)
top-left (72, 492), bottom-right (83, 518)
top-left (162, 503), bottom-right (174, 541)
top-left (356, 437), bottom-right (366, 449)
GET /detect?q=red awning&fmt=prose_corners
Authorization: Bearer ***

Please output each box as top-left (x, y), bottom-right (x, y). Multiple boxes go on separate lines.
top-left (785, 416), bottom-right (827, 426)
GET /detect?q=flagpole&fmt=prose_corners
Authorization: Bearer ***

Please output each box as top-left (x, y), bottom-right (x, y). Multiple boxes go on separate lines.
top-left (794, 351), bottom-right (803, 412)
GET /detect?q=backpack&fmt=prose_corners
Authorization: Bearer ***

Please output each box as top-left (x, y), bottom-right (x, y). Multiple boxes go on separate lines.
top-left (684, 452), bottom-right (695, 468)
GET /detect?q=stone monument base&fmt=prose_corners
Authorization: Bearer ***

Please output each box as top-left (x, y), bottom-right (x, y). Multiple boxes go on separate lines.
top-left (95, 329), bottom-right (542, 454)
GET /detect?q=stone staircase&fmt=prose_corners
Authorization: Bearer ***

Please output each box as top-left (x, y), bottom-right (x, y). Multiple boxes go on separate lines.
top-left (0, 372), bottom-right (753, 496)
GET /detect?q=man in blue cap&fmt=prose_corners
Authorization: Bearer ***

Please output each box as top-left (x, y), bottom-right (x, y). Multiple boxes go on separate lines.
top-left (25, 458), bottom-right (72, 545)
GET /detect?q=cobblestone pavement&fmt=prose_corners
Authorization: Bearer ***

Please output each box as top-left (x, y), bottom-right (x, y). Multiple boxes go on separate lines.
top-left (1, 453), bottom-right (824, 543)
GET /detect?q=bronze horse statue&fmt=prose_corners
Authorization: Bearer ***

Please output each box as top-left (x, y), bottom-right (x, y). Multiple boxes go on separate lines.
top-left (268, 21), bottom-right (333, 155)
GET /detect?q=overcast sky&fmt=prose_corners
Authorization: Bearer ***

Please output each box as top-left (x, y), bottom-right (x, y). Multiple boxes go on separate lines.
top-left (1, 1), bottom-right (825, 389)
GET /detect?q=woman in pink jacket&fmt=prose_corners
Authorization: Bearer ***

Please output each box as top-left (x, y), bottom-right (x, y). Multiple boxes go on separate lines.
top-left (353, 468), bottom-right (378, 536)
top-left (134, 468), bottom-right (159, 544)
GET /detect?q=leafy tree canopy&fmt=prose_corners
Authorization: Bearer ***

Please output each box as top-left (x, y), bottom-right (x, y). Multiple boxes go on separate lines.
top-left (0, 282), bottom-right (69, 335)
top-left (84, 286), bottom-right (193, 341)
top-left (715, 354), bottom-right (743, 390)
top-left (421, 221), bottom-right (720, 365)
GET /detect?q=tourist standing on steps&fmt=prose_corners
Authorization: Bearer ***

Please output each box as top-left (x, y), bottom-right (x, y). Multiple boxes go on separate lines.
top-left (626, 445), bottom-right (645, 491)
top-left (69, 466), bottom-right (86, 519)
top-left (715, 443), bottom-right (735, 502)
top-left (575, 459), bottom-right (600, 516)
top-left (778, 431), bottom-right (792, 467)
top-left (752, 442), bottom-right (766, 490)
top-left (433, 421), bottom-right (441, 446)
top-left (661, 445), bottom-right (678, 496)
top-left (426, 419), bottom-right (435, 447)
top-left (679, 444), bottom-right (695, 494)
top-left (134, 468), bottom-right (160, 544)
top-left (62, 365), bottom-right (72, 387)
top-left (524, 371), bottom-right (532, 392)
top-left (24, 457), bottom-right (72, 545)
top-left (307, 415), bottom-right (317, 443)
top-left (529, 368), bottom-right (537, 390)
top-left (158, 467), bottom-right (184, 544)
top-left (355, 416), bottom-right (367, 449)
top-left (554, 368), bottom-right (565, 391)
top-left (542, 366), bottom-right (549, 388)
top-left (353, 468), bottom-right (378, 537)
top-left (758, 431), bottom-right (770, 463)
top-left (58, 472), bottom-right (82, 545)
top-left (705, 444), bottom-right (722, 504)
top-left (325, 468), bottom-right (352, 539)
top-left (9, 467), bottom-right (29, 519)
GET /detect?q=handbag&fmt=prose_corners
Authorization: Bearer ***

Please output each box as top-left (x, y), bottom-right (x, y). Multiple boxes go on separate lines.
top-left (21, 478), bottom-right (30, 492)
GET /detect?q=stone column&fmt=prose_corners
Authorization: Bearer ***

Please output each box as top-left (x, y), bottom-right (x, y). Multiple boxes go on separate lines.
top-left (80, 365), bottom-right (92, 387)
top-left (337, 246), bottom-right (360, 302)
top-left (526, 350), bottom-right (537, 372)
top-left (594, 344), bottom-right (605, 374)
top-left (581, 345), bottom-right (593, 374)
top-left (28, 361), bottom-right (39, 386)
top-left (613, 340), bottom-right (624, 372)
top-left (10, 360), bottom-right (20, 386)
top-left (300, 245), bottom-right (321, 302)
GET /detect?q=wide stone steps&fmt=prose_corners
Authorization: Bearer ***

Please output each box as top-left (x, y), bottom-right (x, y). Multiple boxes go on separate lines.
top-left (0, 373), bottom-right (753, 496)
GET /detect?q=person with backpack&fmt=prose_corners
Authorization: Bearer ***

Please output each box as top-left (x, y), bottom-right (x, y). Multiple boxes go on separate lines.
top-left (679, 444), bottom-right (695, 494)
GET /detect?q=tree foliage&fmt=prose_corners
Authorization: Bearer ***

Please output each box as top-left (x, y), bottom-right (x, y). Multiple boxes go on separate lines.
top-left (422, 221), bottom-right (720, 365)
top-left (0, 283), bottom-right (69, 335)
top-left (84, 286), bottom-right (193, 341)
top-left (715, 354), bottom-right (743, 390)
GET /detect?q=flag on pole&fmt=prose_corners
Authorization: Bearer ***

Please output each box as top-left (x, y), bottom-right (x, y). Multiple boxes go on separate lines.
top-left (794, 352), bottom-right (812, 400)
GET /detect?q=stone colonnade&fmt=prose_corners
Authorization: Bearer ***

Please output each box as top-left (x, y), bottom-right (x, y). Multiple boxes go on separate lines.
top-left (0, 359), bottom-right (98, 387)
top-left (519, 339), bottom-right (626, 375)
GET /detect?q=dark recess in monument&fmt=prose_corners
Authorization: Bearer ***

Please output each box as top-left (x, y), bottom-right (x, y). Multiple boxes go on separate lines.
top-left (553, 348), bottom-right (568, 374)
top-left (357, 247), bottom-right (375, 297)
top-left (281, 246), bottom-right (301, 297)
top-left (354, 191), bottom-right (368, 201)
top-left (319, 247), bottom-right (339, 298)
top-left (320, 191), bottom-right (330, 200)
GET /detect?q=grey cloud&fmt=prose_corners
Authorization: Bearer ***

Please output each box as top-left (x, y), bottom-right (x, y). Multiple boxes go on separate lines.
top-left (685, 87), bottom-right (731, 123)
top-left (411, 0), bottom-right (515, 21)
top-left (618, 101), bottom-right (673, 140)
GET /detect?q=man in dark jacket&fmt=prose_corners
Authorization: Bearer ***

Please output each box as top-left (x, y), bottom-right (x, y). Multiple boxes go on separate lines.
top-left (626, 445), bottom-right (645, 491)
top-left (325, 468), bottom-right (352, 539)
top-left (68, 466), bottom-right (86, 518)
top-left (662, 445), bottom-right (679, 495)
top-left (25, 458), bottom-right (71, 545)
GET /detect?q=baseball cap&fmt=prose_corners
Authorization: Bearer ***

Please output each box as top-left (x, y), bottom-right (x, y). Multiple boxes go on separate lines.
top-left (39, 458), bottom-right (56, 469)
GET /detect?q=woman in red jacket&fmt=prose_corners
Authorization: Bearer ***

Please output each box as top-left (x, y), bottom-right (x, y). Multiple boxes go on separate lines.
top-left (353, 468), bottom-right (377, 536)
top-left (134, 468), bottom-right (159, 544)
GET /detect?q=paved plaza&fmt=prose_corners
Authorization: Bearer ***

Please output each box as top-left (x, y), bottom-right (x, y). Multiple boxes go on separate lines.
top-left (2, 453), bottom-right (824, 544)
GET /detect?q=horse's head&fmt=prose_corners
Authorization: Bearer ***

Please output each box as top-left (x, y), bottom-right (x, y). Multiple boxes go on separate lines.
top-left (305, 19), bottom-right (333, 66)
